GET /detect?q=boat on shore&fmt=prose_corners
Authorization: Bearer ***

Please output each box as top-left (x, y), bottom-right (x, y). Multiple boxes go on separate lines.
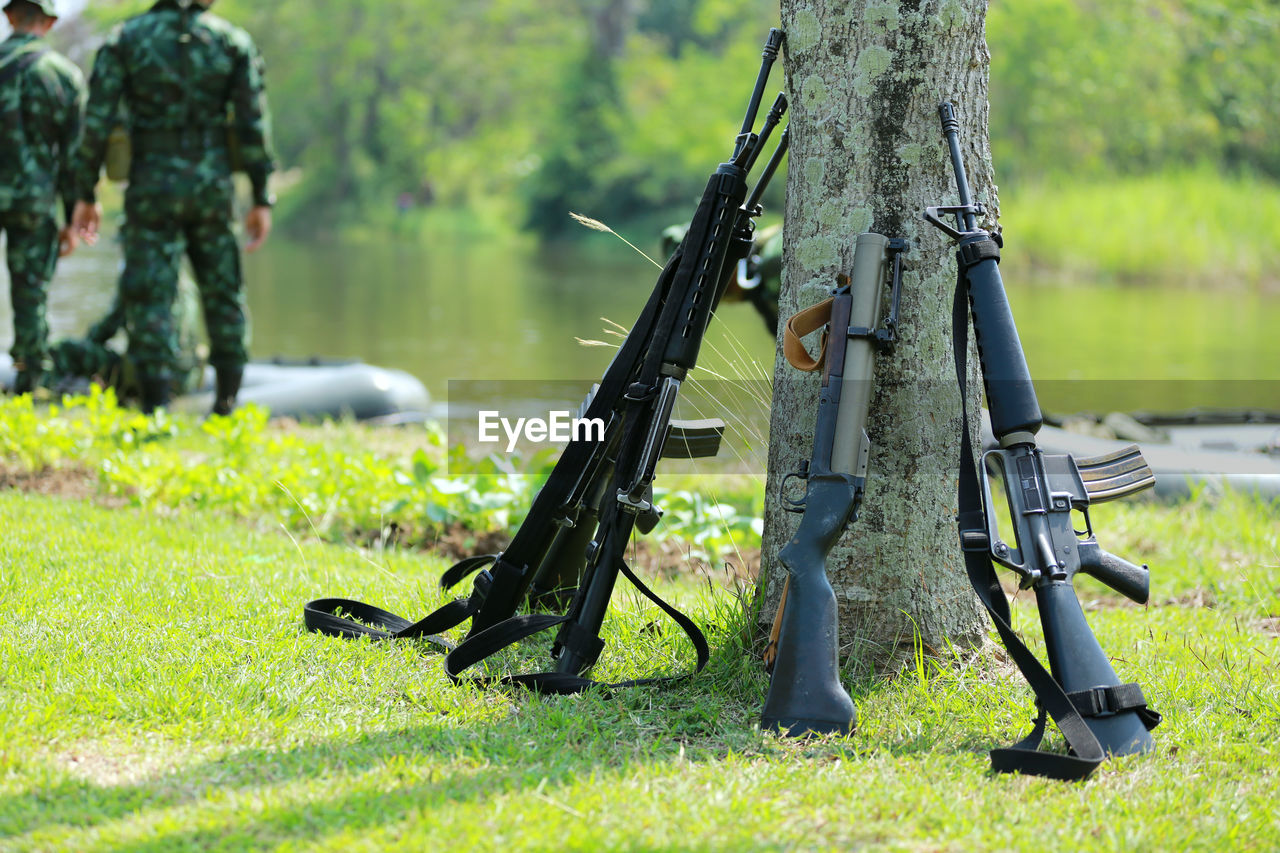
top-left (0, 354), bottom-right (431, 423)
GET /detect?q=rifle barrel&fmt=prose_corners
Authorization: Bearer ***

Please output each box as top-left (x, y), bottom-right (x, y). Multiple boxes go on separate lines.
top-left (735, 29), bottom-right (785, 160)
top-left (937, 103), bottom-right (977, 232)
top-left (746, 93), bottom-right (788, 172)
top-left (745, 127), bottom-right (789, 212)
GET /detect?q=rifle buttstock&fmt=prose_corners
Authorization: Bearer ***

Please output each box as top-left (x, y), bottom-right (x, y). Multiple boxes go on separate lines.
top-left (761, 475), bottom-right (859, 737)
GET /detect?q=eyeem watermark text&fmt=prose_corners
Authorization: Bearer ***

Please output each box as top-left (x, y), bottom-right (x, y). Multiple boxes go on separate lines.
top-left (478, 410), bottom-right (605, 452)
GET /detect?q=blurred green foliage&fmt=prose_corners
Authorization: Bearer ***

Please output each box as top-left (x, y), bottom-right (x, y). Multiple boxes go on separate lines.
top-left (988, 0), bottom-right (1280, 184)
top-left (73, 1), bottom-right (1279, 236)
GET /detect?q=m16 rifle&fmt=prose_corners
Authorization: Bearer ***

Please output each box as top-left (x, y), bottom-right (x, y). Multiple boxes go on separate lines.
top-left (304, 29), bottom-right (790, 694)
top-left (760, 233), bottom-right (907, 736)
top-left (925, 103), bottom-right (1161, 779)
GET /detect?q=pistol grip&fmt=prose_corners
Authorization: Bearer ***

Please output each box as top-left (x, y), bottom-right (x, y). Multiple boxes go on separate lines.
top-left (1078, 544), bottom-right (1150, 604)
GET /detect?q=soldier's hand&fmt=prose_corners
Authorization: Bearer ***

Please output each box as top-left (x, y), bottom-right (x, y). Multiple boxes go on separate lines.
top-left (245, 205), bottom-right (272, 253)
top-left (58, 227), bottom-right (78, 258)
top-left (72, 201), bottom-right (102, 246)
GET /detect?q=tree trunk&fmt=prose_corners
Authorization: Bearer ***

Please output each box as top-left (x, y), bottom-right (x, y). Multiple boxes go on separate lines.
top-left (758, 0), bottom-right (996, 672)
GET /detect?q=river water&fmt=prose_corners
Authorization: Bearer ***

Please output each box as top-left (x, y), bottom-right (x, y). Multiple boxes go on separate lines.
top-left (3, 232), bottom-right (1278, 417)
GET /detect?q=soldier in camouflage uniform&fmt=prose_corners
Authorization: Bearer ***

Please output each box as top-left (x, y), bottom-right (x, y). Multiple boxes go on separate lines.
top-left (49, 266), bottom-right (205, 397)
top-left (0, 0), bottom-right (85, 394)
top-left (71, 0), bottom-right (275, 414)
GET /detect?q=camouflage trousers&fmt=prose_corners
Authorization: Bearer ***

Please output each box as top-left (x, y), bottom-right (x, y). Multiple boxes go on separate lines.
top-left (122, 183), bottom-right (248, 380)
top-left (0, 209), bottom-right (58, 381)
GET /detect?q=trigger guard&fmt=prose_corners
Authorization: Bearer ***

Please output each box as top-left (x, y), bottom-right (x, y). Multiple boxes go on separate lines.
top-left (781, 470), bottom-right (808, 513)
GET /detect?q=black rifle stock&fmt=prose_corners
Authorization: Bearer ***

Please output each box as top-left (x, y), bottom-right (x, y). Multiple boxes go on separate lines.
top-left (304, 29), bottom-right (789, 696)
top-left (925, 103), bottom-right (1161, 780)
top-left (761, 233), bottom-right (906, 736)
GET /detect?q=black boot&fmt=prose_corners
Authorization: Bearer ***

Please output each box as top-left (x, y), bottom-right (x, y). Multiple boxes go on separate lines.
top-left (211, 366), bottom-right (243, 416)
top-left (140, 371), bottom-right (173, 414)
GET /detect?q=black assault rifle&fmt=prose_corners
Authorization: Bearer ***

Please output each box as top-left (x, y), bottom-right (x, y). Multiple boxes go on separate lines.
top-left (760, 233), bottom-right (906, 736)
top-left (925, 103), bottom-right (1161, 779)
top-left (304, 29), bottom-right (790, 693)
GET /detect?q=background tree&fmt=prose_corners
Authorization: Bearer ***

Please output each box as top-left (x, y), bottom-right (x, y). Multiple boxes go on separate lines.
top-left (58, 1), bottom-right (1280, 245)
top-left (758, 0), bottom-right (998, 671)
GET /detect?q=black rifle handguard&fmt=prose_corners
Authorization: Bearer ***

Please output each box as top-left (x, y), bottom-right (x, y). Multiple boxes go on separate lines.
top-left (926, 102), bottom-right (1159, 780)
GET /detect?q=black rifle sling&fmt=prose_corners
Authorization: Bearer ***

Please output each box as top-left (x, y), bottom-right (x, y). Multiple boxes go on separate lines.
top-left (442, 539), bottom-right (710, 694)
top-left (305, 242), bottom-right (708, 690)
top-left (302, 554), bottom-right (497, 643)
top-left (951, 248), bottom-right (1109, 781)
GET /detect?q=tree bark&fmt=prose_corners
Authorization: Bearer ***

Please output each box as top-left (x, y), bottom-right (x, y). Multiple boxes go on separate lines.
top-left (759, 0), bottom-right (996, 672)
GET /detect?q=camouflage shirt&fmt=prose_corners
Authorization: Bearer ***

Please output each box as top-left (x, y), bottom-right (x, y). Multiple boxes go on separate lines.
top-left (0, 33), bottom-right (86, 221)
top-left (74, 0), bottom-right (276, 207)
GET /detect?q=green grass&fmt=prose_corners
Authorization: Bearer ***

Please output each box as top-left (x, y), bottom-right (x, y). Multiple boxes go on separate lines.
top-left (2, 402), bottom-right (1279, 849)
top-left (1001, 171), bottom-right (1280, 287)
top-left (0, 489), bottom-right (1277, 851)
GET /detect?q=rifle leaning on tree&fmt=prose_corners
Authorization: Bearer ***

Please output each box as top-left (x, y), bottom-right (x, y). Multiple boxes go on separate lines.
top-left (925, 103), bottom-right (1161, 780)
top-left (303, 29), bottom-right (790, 693)
top-left (760, 233), bottom-right (907, 736)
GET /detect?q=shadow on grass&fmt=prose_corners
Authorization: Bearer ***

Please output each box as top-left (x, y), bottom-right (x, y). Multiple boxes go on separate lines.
top-left (0, 712), bottom-right (627, 845)
top-left (0, 644), bottom-right (771, 843)
top-left (0, 648), bottom-right (945, 850)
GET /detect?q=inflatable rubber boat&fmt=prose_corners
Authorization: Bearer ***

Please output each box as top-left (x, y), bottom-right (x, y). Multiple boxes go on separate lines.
top-left (0, 354), bottom-right (430, 423)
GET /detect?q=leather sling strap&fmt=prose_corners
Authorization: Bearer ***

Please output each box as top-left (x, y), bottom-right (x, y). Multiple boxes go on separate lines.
top-left (783, 297), bottom-right (833, 372)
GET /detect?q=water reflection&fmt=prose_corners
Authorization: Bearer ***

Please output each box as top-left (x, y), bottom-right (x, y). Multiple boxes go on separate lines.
top-left (2, 231), bottom-right (1278, 416)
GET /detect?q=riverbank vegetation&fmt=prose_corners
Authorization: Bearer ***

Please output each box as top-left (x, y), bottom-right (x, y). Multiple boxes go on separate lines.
top-left (1000, 172), bottom-right (1280, 287)
top-left (63, 1), bottom-right (1278, 286)
top-left (1, 400), bottom-right (1278, 849)
top-left (0, 391), bottom-right (763, 572)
